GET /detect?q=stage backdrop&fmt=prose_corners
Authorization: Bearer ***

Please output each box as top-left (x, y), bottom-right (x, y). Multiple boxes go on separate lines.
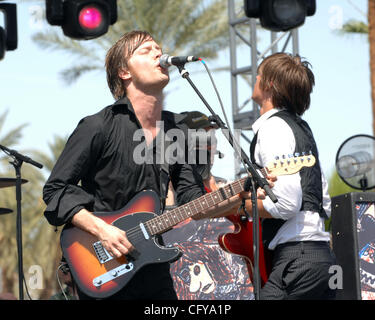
top-left (163, 216), bottom-right (254, 300)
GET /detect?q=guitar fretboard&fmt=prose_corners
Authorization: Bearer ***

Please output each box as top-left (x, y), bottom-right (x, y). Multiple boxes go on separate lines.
top-left (144, 177), bottom-right (248, 236)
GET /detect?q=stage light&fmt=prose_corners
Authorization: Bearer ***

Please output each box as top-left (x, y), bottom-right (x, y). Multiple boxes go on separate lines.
top-left (78, 5), bottom-right (103, 30)
top-left (0, 2), bottom-right (17, 61)
top-left (244, 0), bottom-right (316, 32)
top-left (46, 0), bottom-right (117, 40)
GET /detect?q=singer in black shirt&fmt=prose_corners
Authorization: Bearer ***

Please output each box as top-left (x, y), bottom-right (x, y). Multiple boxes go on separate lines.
top-left (43, 97), bottom-right (205, 227)
top-left (43, 30), bottom-right (243, 300)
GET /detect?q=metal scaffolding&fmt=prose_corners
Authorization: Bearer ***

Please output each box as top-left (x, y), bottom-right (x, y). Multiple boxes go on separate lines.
top-left (227, 0), bottom-right (300, 179)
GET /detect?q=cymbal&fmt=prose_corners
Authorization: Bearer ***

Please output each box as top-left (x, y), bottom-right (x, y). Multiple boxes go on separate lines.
top-left (0, 208), bottom-right (13, 215)
top-left (0, 178), bottom-right (28, 189)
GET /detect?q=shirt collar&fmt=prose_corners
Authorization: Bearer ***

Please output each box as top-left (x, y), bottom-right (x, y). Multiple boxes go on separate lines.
top-left (252, 108), bottom-right (279, 134)
top-left (112, 96), bottom-right (175, 130)
top-left (113, 96), bottom-right (135, 113)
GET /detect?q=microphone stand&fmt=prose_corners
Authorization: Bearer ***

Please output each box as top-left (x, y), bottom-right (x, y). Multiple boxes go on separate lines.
top-left (0, 144), bottom-right (43, 300)
top-left (176, 65), bottom-right (277, 300)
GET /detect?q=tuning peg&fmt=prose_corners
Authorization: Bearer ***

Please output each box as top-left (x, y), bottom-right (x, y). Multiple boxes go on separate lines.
top-left (309, 151), bottom-right (315, 162)
top-left (294, 152), bottom-right (300, 157)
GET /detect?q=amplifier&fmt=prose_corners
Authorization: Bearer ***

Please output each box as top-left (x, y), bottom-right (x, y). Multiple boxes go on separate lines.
top-left (331, 192), bottom-right (375, 300)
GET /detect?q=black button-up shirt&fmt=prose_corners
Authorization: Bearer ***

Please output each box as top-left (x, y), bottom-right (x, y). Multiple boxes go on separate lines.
top-left (43, 97), bottom-right (206, 226)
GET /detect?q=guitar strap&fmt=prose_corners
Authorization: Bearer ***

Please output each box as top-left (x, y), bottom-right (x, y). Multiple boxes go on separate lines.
top-left (156, 132), bottom-right (172, 214)
top-left (156, 112), bottom-right (186, 214)
top-left (158, 159), bottom-right (170, 214)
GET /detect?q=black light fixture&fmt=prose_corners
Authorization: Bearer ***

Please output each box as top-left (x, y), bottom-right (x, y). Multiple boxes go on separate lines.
top-left (46, 0), bottom-right (117, 40)
top-left (0, 2), bottom-right (17, 61)
top-left (244, 0), bottom-right (316, 32)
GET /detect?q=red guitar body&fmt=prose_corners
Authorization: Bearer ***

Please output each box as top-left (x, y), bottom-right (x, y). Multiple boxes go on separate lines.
top-left (218, 215), bottom-right (273, 287)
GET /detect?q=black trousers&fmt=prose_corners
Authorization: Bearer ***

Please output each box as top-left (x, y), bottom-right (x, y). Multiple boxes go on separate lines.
top-left (76, 263), bottom-right (177, 300)
top-left (260, 241), bottom-right (337, 300)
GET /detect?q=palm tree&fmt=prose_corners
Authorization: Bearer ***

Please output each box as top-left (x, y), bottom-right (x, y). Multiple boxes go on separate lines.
top-left (0, 110), bottom-right (46, 299)
top-left (32, 134), bottom-right (68, 173)
top-left (339, 1), bottom-right (375, 136)
top-left (32, 0), bottom-right (232, 85)
top-left (369, 0), bottom-right (375, 136)
top-left (23, 134), bottom-right (69, 299)
top-left (0, 108), bottom-right (70, 299)
top-left (327, 1), bottom-right (375, 209)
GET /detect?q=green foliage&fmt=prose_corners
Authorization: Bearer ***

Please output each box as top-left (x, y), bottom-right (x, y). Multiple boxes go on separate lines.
top-left (340, 19), bottom-right (369, 35)
top-left (325, 168), bottom-right (370, 232)
top-left (327, 169), bottom-right (359, 198)
top-left (0, 109), bottom-right (68, 299)
top-left (32, 0), bottom-right (231, 85)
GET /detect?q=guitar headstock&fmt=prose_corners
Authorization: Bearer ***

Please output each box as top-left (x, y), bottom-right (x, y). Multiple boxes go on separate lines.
top-left (264, 152), bottom-right (316, 176)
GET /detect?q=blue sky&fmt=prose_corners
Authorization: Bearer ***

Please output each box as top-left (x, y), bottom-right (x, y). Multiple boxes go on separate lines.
top-left (0, 0), bottom-right (371, 182)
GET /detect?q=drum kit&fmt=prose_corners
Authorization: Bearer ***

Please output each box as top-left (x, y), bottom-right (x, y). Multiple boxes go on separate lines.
top-left (0, 178), bottom-right (28, 215)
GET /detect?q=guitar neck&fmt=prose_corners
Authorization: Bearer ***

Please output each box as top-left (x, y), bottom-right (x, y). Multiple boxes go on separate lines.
top-left (142, 153), bottom-right (314, 237)
top-left (144, 177), bottom-right (248, 236)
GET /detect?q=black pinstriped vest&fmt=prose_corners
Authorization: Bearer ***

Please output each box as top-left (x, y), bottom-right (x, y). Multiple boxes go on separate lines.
top-left (250, 110), bottom-right (327, 248)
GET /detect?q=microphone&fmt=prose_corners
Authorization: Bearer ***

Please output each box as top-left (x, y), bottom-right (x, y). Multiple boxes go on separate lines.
top-left (159, 54), bottom-right (200, 68)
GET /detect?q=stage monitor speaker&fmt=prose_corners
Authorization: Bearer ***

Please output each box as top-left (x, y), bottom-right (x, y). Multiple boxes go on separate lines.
top-left (331, 192), bottom-right (375, 300)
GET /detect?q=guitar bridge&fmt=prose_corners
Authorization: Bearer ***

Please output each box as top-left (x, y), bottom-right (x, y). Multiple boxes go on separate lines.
top-left (93, 241), bottom-right (113, 264)
top-left (93, 263), bottom-right (134, 287)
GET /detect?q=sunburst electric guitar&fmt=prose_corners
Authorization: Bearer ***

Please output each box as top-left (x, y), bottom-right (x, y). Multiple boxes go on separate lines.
top-left (61, 154), bottom-right (315, 298)
top-left (218, 153), bottom-right (316, 287)
top-left (61, 177), bottom-right (249, 298)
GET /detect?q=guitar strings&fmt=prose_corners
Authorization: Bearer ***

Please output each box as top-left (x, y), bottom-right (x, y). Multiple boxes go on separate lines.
top-left (117, 178), bottom-right (246, 245)
top-left (123, 155), bottom-right (303, 244)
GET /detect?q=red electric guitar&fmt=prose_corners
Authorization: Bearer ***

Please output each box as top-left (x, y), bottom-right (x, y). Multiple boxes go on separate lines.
top-left (218, 154), bottom-right (316, 287)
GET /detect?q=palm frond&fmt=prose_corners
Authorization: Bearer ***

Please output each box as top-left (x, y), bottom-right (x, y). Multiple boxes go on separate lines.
top-left (0, 109), bottom-right (28, 148)
top-left (59, 63), bottom-right (102, 85)
top-left (31, 0), bottom-right (233, 84)
top-left (0, 109), bottom-right (9, 133)
top-left (340, 19), bottom-right (368, 35)
top-left (0, 124), bottom-right (29, 147)
top-left (32, 29), bottom-right (103, 61)
top-left (32, 134), bottom-right (68, 172)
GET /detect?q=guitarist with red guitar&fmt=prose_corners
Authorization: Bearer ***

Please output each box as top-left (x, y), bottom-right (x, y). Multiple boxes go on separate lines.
top-left (227, 52), bottom-right (336, 300)
top-left (42, 31), bottom-right (270, 300)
